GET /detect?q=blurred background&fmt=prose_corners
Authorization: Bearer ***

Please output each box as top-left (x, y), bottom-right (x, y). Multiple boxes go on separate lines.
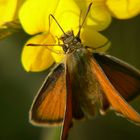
top-left (0, 14), bottom-right (140, 140)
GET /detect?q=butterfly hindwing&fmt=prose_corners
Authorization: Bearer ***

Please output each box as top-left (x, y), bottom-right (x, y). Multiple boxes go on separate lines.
top-left (30, 63), bottom-right (66, 126)
top-left (91, 56), bottom-right (140, 124)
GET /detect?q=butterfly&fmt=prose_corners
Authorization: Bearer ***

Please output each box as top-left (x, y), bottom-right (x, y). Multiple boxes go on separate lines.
top-left (28, 3), bottom-right (140, 140)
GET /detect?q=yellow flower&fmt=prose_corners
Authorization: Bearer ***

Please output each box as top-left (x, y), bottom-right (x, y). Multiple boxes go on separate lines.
top-left (19, 0), bottom-right (140, 72)
top-left (16, 0), bottom-right (106, 71)
top-left (21, 33), bottom-right (55, 72)
top-left (75, 0), bottom-right (140, 33)
top-left (106, 0), bottom-right (140, 19)
top-left (75, 0), bottom-right (140, 31)
top-left (19, 0), bottom-right (111, 72)
top-left (0, 0), bottom-right (25, 26)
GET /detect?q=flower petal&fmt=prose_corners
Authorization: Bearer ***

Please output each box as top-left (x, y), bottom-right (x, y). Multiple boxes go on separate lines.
top-left (74, 0), bottom-right (112, 31)
top-left (19, 0), bottom-right (60, 34)
top-left (106, 0), bottom-right (140, 19)
top-left (0, 0), bottom-right (24, 26)
top-left (50, 0), bottom-right (80, 37)
top-left (81, 27), bottom-right (111, 52)
top-left (51, 46), bottom-right (64, 63)
top-left (89, 2), bottom-right (112, 31)
top-left (19, 0), bottom-right (80, 35)
top-left (21, 33), bottom-right (55, 72)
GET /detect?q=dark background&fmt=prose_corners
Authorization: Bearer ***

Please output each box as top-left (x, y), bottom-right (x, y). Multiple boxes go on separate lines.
top-left (0, 15), bottom-right (140, 140)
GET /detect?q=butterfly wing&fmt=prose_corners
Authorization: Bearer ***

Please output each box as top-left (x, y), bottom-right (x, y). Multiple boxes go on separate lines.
top-left (94, 53), bottom-right (140, 103)
top-left (30, 63), bottom-right (66, 126)
top-left (91, 56), bottom-right (140, 124)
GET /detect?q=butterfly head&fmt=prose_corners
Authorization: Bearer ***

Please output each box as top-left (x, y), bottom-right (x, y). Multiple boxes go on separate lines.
top-left (60, 30), bottom-right (82, 53)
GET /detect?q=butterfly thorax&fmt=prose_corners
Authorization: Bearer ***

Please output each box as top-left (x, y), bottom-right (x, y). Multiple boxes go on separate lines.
top-left (66, 46), bottom-right (103, 118)
top-left (60, 30), bottom-right (83, 53)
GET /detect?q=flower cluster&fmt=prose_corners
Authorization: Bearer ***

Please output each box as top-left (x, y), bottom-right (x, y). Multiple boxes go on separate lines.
top-left (0, 0), bottom-right (140, 72)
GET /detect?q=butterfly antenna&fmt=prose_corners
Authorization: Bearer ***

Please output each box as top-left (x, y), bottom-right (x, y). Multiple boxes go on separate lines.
top-left (49, 14), bottom-right (66, 35)
top-left (26, 15), bottom-right (66, 50)
top-left (77, 2), bottom-right (92, 38)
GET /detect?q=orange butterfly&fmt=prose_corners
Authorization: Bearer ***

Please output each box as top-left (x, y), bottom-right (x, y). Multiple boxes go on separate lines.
top-left (29, 3), bottom-right (140, 140)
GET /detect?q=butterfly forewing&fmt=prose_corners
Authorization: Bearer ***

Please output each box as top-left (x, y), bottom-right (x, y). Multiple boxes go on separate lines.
top-left (91, 56), bottom-right (140, 124)
top-left (30, 63), bottom-right (66, 126)
top-left (94, 53), bottom-right (140, 102)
